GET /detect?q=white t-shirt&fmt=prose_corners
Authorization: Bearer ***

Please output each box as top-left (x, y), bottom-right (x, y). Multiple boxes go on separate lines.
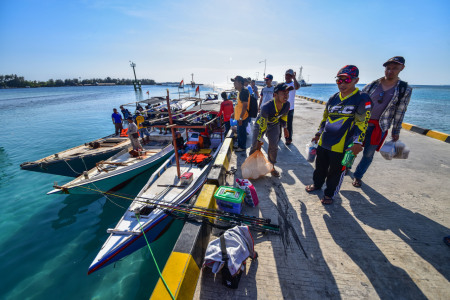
top-left (286, 81), bottom-right (296, 110)
top-left (261, 86), bottom-right (274, 106)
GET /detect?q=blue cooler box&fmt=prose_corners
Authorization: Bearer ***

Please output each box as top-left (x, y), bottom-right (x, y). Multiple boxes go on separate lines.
top-left (214, 186), bottom-right (245, 214)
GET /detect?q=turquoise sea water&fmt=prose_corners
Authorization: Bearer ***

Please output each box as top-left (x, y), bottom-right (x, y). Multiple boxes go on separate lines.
top-left (0, 85), bottom-right (213, 300)
top-left (298, 84), bottom-right (450, 134)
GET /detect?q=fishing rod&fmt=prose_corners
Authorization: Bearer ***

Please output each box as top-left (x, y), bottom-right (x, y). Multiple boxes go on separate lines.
top-left (75, 185), bottom-right (279, 232)
top-left (77, 184), bottom-right (272, 226)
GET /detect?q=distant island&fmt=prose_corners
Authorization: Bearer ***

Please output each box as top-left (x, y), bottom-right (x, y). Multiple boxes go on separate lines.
top-left (0, 74), bottom-right (156, 88)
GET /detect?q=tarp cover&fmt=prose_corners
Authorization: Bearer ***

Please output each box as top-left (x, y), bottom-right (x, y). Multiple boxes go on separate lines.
top-left (203, 226), bottom-right (255, 276)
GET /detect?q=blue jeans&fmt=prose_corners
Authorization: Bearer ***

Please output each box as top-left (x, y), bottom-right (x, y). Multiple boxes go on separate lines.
top-left (237, 118), bottom-right (249, 149)
top-left (354, 126), bottom-right (386, 180)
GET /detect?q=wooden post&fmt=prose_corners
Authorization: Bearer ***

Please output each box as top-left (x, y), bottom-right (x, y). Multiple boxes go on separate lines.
top-left (166, 89), bottom-right (181, 178)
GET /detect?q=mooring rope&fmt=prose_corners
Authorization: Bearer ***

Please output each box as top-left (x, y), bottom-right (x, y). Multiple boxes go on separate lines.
top-left (136, 214), bottom-right (175, 300)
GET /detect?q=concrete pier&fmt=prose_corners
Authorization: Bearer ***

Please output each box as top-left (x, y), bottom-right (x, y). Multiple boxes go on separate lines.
top-left (193, 98), bottom-right (450, 299)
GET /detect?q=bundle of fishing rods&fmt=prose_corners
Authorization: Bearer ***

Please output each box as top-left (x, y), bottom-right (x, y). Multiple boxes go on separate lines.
top-left (77, 183), bottom-right (280, 234)
top-left (133, 194), bottom-right (280, 234)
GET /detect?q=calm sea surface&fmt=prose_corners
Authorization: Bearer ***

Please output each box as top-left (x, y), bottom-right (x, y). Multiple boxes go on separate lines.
top-left (0, 83), bottom-right (448, 299)
top-left (298, 84), bottom-right (450, 134)
top-left (0, 85), bottom-right (213, 300)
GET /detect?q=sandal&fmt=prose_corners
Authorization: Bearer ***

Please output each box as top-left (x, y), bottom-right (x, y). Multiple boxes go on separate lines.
top-left (271, 169), bottom-right (280, 177)
top-left (305, 184), bottom-right (320, 193)
top-left (444, 236), bottom-right (450, 247)
top-left (352, 178), bottom-right (362, 188)
top-left (321, 196), bottom-right (333, 205)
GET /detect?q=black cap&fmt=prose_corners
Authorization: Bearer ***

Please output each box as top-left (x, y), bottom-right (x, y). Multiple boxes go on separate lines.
top-left (383, 56), bottom-right (405, 67)
top-left (231, 76), bottom-right (245, 84)
top-left (274, 83), bottom-right (294, 93)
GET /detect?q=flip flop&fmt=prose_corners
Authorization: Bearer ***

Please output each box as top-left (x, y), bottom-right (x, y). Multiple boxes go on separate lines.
top-left (444, 236), bottom-right (450, 247)
top-left (352, 178), bottom-right (362, 188)
top-left (271, 169), bottom-right (280, 177)
top-left (321, 196), bottom-right (333, 205)
top-left (305, 184), bottom-right (320, 193)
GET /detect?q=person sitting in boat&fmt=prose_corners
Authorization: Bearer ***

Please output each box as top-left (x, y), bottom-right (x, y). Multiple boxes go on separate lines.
top-left (126, 116), bottom-right (142, 151)
top-left (135, 111), bottom-right (151, 145)
top-left (174, 131), bottom-right (185, 154)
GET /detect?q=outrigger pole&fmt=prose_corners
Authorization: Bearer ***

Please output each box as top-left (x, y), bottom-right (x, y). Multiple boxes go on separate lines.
top-left (166, 89), bottom-right (181, 178)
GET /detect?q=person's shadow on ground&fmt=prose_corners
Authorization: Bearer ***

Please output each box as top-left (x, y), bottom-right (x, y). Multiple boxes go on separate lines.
top-left (236, 141), bottom-right (341, 299)
top-left (341, 183), bottom-right (450, 282)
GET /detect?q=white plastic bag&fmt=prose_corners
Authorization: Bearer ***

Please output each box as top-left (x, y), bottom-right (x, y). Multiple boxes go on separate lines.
top-left (380, 140), bottom-right (410, 160)
top-left (380, 140), bottom-right (395, 160)
top-left (241, 150), bottom-right (273, 179)
top-left (305, 141), bottom-right (318, 162)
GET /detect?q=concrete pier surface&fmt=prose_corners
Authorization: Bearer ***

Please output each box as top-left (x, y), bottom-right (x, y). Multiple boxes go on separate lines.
top-left (193, 98), bottom-right (450, 299)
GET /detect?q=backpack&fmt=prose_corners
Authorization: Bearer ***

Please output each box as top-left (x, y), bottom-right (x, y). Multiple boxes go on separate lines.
top-left (367, 80), bottom-right (408, 106)
top-left (247, 94), bottom-right (258, 118)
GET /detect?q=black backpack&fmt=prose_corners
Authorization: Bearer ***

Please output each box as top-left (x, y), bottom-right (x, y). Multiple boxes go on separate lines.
top-left (367, 80), bottom-right (408, 106)
top-left (247, 94), bottom-right (258, 118)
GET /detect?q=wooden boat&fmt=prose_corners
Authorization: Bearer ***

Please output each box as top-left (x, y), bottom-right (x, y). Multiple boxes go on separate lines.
top-left (47, 132), bottom-right (175, 195)
top-left (88, 91), bottom-right (224, 274)
top-left (87, 142), bottom-right (221, 274)
top-left (20, 135), bottom-right (130, 177)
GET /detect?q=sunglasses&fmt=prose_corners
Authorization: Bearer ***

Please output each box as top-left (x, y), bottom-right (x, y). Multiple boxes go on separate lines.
top-left (378, 91), bottom-right (385, 103)
top-left (336, 77), bottom-right (352, 84)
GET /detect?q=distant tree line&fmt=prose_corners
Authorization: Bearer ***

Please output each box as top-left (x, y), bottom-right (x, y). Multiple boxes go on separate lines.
top-left (0, 74), bottom-right (156, 88)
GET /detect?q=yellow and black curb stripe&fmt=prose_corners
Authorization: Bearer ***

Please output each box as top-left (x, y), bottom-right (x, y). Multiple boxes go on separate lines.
top-left (297, 95), bottom-right (326, 105)
top-left (151, 136), bottom-right (234, 300)
top-left (297, 96), bottom-right (450, 143)
top-left (402, 123), bottom-right (450, 143)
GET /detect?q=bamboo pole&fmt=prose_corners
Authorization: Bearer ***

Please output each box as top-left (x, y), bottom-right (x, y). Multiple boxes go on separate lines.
top-left (166, 89), bottom-right (181, 178)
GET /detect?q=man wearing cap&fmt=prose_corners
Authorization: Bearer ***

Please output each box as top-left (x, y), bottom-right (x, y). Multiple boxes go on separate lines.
top-left (259, 74), bottom-right (274, 111)
top-left (126, 116), bottom-right (142, 151)
top-left (120, 105), bottom-right (131, 128)
top-left (135, 111), bottom-right (151, 145)
top-left (231, 76), bottom-right (250, 152)
top-left (284, 69), bottom-right (301, 145)
top-left (250, 83), bottom-right (292, 177)
top-left (111, 108), bottom-right (123, 136)
top-left (352, 56), bottom-right (413, 187)
top-left (306, 65), bottom-right (372, 204)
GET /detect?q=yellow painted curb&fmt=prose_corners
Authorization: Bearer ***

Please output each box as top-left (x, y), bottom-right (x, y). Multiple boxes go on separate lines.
top-left (426, 130), bottom-right (448, 142)
top-left (151, 253), bottom-right (200, 300)
top-left (195, 184), bottom-right (218, 210)
top-left (402, 123), bottom-right (413, 130)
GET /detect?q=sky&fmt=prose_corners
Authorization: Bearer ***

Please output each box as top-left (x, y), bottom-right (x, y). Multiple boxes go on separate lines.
top-left (1, 0), bottom-right (449, 85)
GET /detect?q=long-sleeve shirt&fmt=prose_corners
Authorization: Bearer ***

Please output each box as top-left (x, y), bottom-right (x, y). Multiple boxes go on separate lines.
top-left (127, 122), bottom-right (138, 135)
top-left (317, 88), bottom-right (372, 153)
top-left (255, 99), bottom-right (290, 142)
top-left (362, 78), bottom-right (412, 136)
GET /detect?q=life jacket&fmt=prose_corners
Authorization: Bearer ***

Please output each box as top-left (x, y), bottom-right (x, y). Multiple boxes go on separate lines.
top-left (120, 128), bottom-right (128, 137)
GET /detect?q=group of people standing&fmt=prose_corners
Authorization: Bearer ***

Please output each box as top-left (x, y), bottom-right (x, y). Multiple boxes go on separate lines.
top-left (226, 56), bottom-right (411, 205)
top-left (111, 105), bottom-right (154, 152)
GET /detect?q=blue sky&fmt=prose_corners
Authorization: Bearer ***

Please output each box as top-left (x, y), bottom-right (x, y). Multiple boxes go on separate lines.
top-left (1, 0), bottom-right (449, 85)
